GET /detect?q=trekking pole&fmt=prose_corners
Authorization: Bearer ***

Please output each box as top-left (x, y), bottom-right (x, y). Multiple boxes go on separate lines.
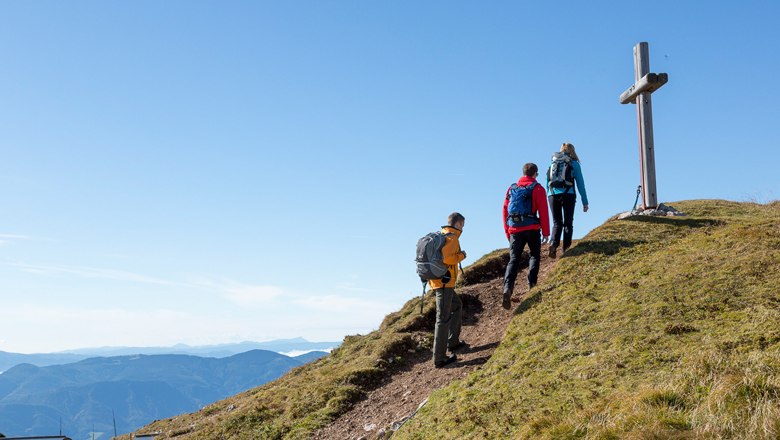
top-left (459, 262), bottom-right (464, 276)
top-left (632, 185), bottom-right (642, 212)
top-left (419, 281), bottom-right (427, 314)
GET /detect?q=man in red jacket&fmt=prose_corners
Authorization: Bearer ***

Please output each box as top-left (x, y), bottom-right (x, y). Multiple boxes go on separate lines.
top-left (502, 163), bottom-right (550, 309)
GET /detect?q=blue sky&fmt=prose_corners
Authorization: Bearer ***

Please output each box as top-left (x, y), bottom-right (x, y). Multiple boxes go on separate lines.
top-left (1, 1), bottom-right (778, 353)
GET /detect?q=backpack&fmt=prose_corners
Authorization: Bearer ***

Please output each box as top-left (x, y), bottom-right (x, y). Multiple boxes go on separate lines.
top-left (415, 231), bottom-right (453, 282)
top-left (506, 182), bottom-right (539, 227)
top-left (547, 152), bottom-right (574, 189)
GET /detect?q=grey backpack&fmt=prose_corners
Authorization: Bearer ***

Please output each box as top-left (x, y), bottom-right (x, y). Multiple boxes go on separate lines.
top-left (547, 152), bottom-right (574, 189)
top-left (415, 231), bottom-right (452, 282)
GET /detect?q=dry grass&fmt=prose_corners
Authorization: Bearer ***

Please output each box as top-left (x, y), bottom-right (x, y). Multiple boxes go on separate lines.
top-left (395, 200), bottom-right (780, 439)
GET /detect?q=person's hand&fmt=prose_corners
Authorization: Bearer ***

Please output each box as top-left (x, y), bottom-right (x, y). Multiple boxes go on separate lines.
top-left (461, 250), bottom-right (467, 259)
top-left (583, 205), bottom-right (589, 213)
top-left (542, 236), bottom-right (549, 244)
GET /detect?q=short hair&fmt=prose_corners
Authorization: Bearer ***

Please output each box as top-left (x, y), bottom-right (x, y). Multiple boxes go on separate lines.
top-left (523, 163), bottom-right (538, 177)
top-left (447, 212), bottom-right (465, 226)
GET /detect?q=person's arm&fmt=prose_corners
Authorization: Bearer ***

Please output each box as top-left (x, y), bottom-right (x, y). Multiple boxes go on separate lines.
top-left (545, 164), bottom-right (551, 192)
top-left (573, 161), bottom-right (589, 208)
top-left (535, 184), bottom-right (551, 238)
top-left (442, 237), bottom-right (465, 265)
top-left (502, 188), bottom-right (510, 240)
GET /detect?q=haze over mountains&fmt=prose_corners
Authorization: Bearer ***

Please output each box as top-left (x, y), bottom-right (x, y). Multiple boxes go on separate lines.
top-left (0, 337), bottom-right (339, 372)
top-left (0, 338), bottom-right (338, 439)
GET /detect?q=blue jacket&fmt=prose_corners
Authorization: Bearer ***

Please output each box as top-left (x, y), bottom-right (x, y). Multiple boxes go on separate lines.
top-left (547, 157), bottom-right (588, 206)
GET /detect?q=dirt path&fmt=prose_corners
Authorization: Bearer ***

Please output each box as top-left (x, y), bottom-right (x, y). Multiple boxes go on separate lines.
top-left (313, 247), bottom-right (558, 440)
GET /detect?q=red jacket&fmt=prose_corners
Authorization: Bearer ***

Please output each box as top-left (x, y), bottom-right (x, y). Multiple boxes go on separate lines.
top-left (503, 176), bottom-right (550, 240)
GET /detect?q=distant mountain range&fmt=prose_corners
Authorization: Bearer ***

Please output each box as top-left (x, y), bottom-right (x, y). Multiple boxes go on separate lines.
top-left (0, 337), bottom-right (339, 372)
top-left (60, 337), bottom-right (339, 358)
top-left (0, 349), bottom-right (329, 440)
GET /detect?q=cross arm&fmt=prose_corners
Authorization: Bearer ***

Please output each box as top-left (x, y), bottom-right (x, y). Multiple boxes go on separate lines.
top-left (619, 72), bottom-right (669, 104)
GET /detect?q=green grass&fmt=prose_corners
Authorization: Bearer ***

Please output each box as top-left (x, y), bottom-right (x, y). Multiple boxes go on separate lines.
top-left (394, 200), bottom-right (780, 439)
top-left (129, 200), bottom-right (780, 439)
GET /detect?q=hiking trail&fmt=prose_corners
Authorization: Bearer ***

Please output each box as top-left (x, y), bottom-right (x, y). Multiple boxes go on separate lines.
top-left (313, 244), bottom-right (560, 439)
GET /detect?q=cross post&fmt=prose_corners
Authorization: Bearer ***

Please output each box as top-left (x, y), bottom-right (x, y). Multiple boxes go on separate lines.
top-left (619, 42), bottom-right (668, 209)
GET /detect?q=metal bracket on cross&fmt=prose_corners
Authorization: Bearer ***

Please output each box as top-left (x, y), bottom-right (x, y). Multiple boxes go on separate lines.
top-left (619, 42), bottom-right (668, 210)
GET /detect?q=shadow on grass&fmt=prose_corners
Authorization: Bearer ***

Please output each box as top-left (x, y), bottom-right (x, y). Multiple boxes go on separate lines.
top-left (621, 215), bottom-right (723, 228)
top-left (562, 216), bottom-right (724, 258)
top-left (514, 290), bottom-right (543, 315)
top-left (563, 239), bottom-right (646, 257)
top-left (465, 341), bottom-right (500, 354)
top-left (457, 356), bottom-right (490, 368)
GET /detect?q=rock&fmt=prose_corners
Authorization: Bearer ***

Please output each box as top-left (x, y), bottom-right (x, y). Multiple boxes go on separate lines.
top-left (364, 423), bottom-right (376, 432)
top-left (618, 203), bottom-right (686, 219)
top-left (391, 417), bottom-right (409, 431)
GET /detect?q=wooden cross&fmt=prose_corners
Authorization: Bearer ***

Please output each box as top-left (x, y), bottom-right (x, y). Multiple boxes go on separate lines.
top-left (619, 42), bottom-right (668, 209)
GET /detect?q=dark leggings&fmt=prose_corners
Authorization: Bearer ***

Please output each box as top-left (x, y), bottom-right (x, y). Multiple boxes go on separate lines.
top-left (549, 193), bottom-right (576, 250)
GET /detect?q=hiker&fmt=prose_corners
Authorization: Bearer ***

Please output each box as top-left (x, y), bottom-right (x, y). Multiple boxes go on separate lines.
top-left (502, 163), bottom-right (550, 309)
top-left (546, 142), bottom-right (589, 257)
top-left (429, 212), bottom-right (467, 368)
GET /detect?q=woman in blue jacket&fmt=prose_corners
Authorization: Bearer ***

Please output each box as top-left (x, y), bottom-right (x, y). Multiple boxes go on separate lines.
top-left (546, 142), bottom-right (588, 257)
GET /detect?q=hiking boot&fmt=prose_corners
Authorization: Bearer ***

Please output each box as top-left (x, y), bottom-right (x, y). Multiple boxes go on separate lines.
top-left (448, 340), bottom-right (469, 352)
top-left (502, 290), bottom-right (512, 310)
top-left (529, 282), bottom-right (537, 290)
top-left (548, 245), bottom-right (557, 259)
top-left (434, 354), bottom-right (457, 368)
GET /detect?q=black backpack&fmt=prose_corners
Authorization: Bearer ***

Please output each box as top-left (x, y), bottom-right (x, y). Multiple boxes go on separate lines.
top-left (547, 152), bottom-right (574, 189)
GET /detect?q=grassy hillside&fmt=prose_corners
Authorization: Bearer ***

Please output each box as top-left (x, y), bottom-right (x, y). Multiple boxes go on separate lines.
top-left (124, 277), bottom-right (442, 439)
top-left (395, 200), bottom-right (780, 439)
top-left (128, 199), bottom-right (779, 439)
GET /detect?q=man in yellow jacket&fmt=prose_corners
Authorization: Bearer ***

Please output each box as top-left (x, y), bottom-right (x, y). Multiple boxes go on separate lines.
top-left (430, 212), bottom-right (468, 368)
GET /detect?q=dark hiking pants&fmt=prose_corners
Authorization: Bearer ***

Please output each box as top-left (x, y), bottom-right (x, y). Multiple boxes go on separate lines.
top-left (433, 287), bottom-right (462, 363)
top-left (549, 193), bottom-right (577, 251)
top-left (503, 229), bottom-right (541, 294)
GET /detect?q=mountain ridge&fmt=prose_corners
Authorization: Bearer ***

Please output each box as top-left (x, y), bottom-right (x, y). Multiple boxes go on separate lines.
top-left (0, 349), bottom-right (329, 439)
top-left (0, 338), bottom-right (339, 372)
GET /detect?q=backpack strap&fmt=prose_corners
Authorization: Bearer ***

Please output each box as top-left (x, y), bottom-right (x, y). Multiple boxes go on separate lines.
top-left (507, 183), bottom-right (518, 200)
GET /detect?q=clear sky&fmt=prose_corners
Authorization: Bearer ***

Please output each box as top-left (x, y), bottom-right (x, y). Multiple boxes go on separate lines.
top-left (1, 1), bottom-right (778, 353)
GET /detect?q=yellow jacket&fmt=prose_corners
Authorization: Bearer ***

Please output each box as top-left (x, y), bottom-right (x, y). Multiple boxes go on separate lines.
top-left (428, 226), bottom-right (466, 290)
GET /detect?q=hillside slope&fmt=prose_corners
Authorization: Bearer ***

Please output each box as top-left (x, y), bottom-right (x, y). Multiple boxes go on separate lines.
top-left (395, 200), bottom-right (780, 439)
top-left (124, 243), bottom-right (548, 439)
top-left (128, 200), bottom-right (779, 440)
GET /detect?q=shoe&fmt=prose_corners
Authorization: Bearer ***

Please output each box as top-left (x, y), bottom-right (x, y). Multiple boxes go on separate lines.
top-left (502, 292), bottom-right (512, 309)
top-left (529, 282), bottom-right (536, 290)
top-left (434, 354), bottom-right (457, 368)
top-left (548, 246), bottom-right (557, 259)
top-left (448, 340), bottom-right (468, 352)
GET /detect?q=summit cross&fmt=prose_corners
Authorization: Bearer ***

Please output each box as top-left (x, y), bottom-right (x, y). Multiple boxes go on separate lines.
top-left (619, 42), bottom-right (668, 210)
